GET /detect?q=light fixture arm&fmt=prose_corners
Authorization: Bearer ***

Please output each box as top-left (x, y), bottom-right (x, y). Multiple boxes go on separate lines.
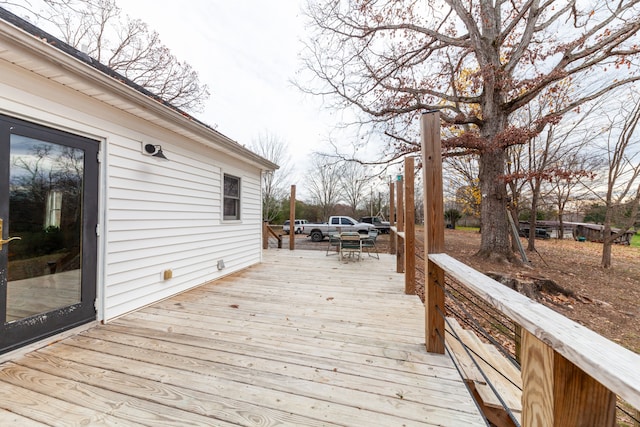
top-left (143, 143), bottom-right (169, 160)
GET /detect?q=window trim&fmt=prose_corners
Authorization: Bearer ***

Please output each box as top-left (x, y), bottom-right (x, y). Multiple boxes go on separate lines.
top-left (222, 173), bottom-right (241, 221)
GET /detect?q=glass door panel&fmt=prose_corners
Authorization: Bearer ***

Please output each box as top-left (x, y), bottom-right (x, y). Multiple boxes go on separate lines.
top-left (6, 136), bottom-right (84, 322)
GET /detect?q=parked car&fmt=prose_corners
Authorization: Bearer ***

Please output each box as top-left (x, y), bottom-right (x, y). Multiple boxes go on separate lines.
top-left (303, 216), bottom-right (375, 242)
top-left (283, 219), bottom-right (308, 234)
top-left (359, 216), bottom-right (390, 234)
top-left (518, 227), bottom-right (551, 239)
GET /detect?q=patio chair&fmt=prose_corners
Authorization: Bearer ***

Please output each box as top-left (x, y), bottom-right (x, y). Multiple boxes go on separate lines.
top-left (339, 232), bottom-right (362, 261)
top-left (362, 229), bottom-right (379, 259)
top-left (326, 232), bottom-right (340, 256)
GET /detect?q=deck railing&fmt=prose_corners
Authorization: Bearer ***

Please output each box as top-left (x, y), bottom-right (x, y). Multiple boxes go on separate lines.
top-left (428, 253), bottom-right (640, 426)
top-left (391, 111), bottom-right (640, 427)
top-left (262, 221), bottom-right (282, 249)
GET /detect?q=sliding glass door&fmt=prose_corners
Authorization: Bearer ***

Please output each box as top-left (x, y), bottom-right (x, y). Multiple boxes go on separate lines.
top-left (0, 115), bottom-right (98, 354)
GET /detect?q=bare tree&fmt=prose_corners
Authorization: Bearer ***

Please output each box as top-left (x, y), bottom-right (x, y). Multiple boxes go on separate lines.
top-left (547, 152), bottom-right (600, 239)
top-left (446, 156), bottom-right (481, 221)
top-left (250, 132), bottom-right (291, 223)
top-left (300, 1), bottom-right (640, 262)
top-left (4, 0), bottom-right (209, 112)
top-left (306, 154), bottom-right (344, 220)
top-left (339, 161), bottom-right (370, 217)
top-left (521, 94), bottom-right (606, 250)
top-left (505, 94), bottom-right (603, 249)
top-left (1, 0), bottom-right (69, 13)
top-left (593, 94), bottom-right (640, 268)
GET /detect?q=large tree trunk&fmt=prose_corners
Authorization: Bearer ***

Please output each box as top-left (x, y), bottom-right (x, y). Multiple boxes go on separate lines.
top-left (527, 181), bottom-right (540, 251)
top-left (476, 148), bottom-right (515, 261)
top-left (507, 181), bottom-right (520, 253)
top-left (601, 223), bottom-right (613, 268)
top-left (558, 211), bottom-right (565, 240)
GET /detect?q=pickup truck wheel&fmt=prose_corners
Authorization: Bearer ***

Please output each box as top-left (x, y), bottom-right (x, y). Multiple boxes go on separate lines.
top-left (310, 231), bottom-right (323, 242)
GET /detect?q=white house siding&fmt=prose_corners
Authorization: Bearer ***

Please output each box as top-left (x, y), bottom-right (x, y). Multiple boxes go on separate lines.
top-left (105, 138), bottom-right (264, 320)
top-left (0, 58), bottom-right (266, 322)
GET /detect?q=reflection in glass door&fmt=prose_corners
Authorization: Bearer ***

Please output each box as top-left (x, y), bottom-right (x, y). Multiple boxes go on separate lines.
top-left (1, 115), bottom-right (98, 354)
top-left (6, 136), bottom-right (83, 321)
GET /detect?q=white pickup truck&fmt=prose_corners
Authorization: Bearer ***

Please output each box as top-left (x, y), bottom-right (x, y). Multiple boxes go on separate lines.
top-left (282, 219), bottom-right (308, 234)
top-left (303, 216), bottom-right (375, 242)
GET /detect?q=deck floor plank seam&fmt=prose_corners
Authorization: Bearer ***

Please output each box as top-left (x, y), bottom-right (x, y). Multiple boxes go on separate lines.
top-left (0, 402), bottom-right (50, 426)
top-left (142, 302), bottom-right (425, 340)
top-left (100, 321), bottom-right (456, 376)
top-left (88, 323), bottom-right (466, 392)
top-left (15, 349), bottom-right (338, 427)
top-left (57, 335), bottom-right (482, 426)
top-left (116, 309), bottom-right (427, 352)
top-left (74, 327), bottom-right (478, 413)
top-left (0, 362), bottom-right (232, 427)
top-left (107, 314), bottom-right (462, 384)
top-left (45, 341), bottom-right (475, 427)
top-left (145, 302), bottom-right (423, 338)
top-left (0, 249), bottom-right (485, 426)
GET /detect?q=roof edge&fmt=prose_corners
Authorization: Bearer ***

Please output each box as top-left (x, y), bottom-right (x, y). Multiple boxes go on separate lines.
top-left (0, 7), bottom-right (278, 171)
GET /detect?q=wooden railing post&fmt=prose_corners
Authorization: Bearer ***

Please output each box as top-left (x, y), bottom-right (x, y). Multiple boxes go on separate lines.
top-left (404, 156), bottom-right (416, 295)
top-left (289, 185), bottom-right (296, 251)
top-left (521, 330), bottom-right (616, 427)
top-left (262, 220), bottom-right (269, 250)
top-left (389, 181), bottom-right (396, 255)
top-left (421, 111), bottom-right (445, 354)
top-left (396, 175), bottom-right (405, 273)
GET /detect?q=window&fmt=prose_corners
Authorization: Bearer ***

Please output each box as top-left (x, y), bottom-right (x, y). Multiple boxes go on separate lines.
top-left (223, 174), bottom-right (240, 220)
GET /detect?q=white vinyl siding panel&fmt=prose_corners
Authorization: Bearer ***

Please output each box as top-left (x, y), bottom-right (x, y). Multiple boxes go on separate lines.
top-left (103, 140), bottom-right (263, 320)
top-left (0, 47), bottom-right (270, 325)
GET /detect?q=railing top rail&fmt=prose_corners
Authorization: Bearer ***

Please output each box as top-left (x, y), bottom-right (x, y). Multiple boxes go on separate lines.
top-left (390, 226), bottom-right (405, 239)
top-left (429, 252), bottom-right (640, 409)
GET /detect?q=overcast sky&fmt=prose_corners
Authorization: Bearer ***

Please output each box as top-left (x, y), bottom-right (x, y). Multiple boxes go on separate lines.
top-left (4, 0), bottom-right (388, 198)
top-left (118, 1), bottom-right (335, 184)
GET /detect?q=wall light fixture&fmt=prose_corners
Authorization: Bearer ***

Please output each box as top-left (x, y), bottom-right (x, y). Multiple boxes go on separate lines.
top-left (143, 143), bottom-right (168, 160)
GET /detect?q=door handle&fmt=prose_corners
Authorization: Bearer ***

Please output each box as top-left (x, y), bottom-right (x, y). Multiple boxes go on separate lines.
top-left (0, 219), bottom-right (21, 247)
top-left (0, 236), bottom-right (21, 246)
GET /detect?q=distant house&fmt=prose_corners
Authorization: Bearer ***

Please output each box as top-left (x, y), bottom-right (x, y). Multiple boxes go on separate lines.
top-left (0, 8), bottom-right (277, 354)
top-left (572, 223), bottom-right (634, 245)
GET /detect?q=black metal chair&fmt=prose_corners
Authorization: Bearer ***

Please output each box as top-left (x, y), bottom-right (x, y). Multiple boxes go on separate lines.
top-left (326, 232), bottom-right (340, 256)
top-left (362, 229), bottom-right (379, 259)
top-left (339, 232), bottom-right (362, 261)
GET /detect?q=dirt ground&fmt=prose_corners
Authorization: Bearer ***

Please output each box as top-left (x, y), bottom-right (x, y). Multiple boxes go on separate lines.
top-left (442, 229), bottom-right (640, 354)
top-left (288, 229), bottom-right (640, 353)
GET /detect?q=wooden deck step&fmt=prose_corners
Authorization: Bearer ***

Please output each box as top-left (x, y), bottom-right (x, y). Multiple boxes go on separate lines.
top-left (446, 317), bottom-right (522, 426)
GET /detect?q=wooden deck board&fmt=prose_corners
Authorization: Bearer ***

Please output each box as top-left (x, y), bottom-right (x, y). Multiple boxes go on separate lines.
top-left (0, 406), bottom-right (48, 426)
top-left (0, 249), bottom-right (485, 426)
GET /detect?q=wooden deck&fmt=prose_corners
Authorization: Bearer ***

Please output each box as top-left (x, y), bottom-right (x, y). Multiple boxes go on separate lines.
top-left (0, 249), bottom-right (485, 426)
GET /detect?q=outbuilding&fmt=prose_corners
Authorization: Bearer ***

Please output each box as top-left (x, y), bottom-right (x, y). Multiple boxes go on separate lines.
top-left (572, 223), bottom-right (634, 245)
top-left (0, 8), bottom-right (277, 354)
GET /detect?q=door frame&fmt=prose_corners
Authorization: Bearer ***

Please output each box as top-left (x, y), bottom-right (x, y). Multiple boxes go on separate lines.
top-left (0, 114), bottom-right (99, 354)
